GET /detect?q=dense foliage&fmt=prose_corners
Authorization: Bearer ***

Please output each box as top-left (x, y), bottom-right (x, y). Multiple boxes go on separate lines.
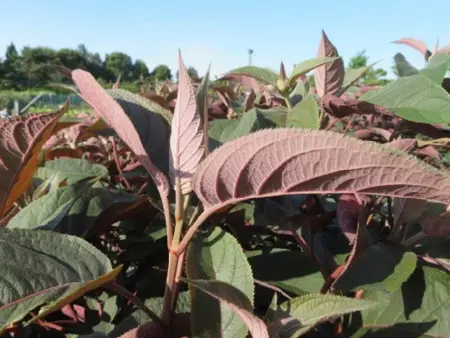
top-left (0, 43), bottom-right (199, 91)
top-left (0, 31), bottom-right (450, 338)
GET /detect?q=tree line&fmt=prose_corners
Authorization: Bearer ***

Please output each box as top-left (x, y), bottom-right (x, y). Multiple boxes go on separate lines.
top-left (0, 43), bottom-right (200, 90)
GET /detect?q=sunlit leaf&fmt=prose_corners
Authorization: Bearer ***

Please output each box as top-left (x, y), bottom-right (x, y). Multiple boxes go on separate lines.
top-left (286, 94), bottom-right (319, 129)
top-left (0, 107), bottom-right (66, 217)
top-left (290, 56), bottom-right (339, 87)
top-left (268, 294), bottom-right (376, 337)
top-left (358, 265), bottom-right (450, 336)
top-left (361, 74), bottom-right (450, 123)
top-left (193, 128), bottom-right (450, 211)
top-left (223, 66), bottom-right (278, 87)
top-left (314, 30), bottom-right (345, 97)
top-left (169, 52), bottom-right (205, 194)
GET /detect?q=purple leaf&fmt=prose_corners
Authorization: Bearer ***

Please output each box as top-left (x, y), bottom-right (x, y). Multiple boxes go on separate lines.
top-left (169, 52), bottom-right (205, 194)
top-left (392, 38), bottom-right (432, 60)
top-left (193, 128), bottom-right (450, 211)
top-left (314, 30), bottom-right (345, 98)
top-left (71, 69), bottom-right (169, 196)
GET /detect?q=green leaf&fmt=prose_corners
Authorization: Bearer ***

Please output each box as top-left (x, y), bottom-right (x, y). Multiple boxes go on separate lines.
top-left (333, 243), bottom-right (417, 293)
top-left (8, 183), bottom-right (137, 237)
top-left (35, 158), bottom-right (109, 185)
top-left (246, 248), bottom-right (324, 296)
top-left (338, 66), bottom-right (372, 95)
top-left (182, 279), bottom-right (268, 338)
top-left (359, 265), bottom-right (450, 337)
top-left (289, 57), bottom-right (339, 86)
top-left (393, 53), bottom-right (419, 77)
top-left (269, 294), bottom-right (377, 337)
top-left (420, 53), bottom-right (450, 84)
top-left (208, 107), bottom-right (280, 151)
top-left (109, 292), bottom-right (190, 337)
top-left (224, 66), bottom-right (278, 86)
top-left (361, 74), bottom-right (450, 123)
top-left (286, 94), bottom-right (319, 129)
top-left (0, 229), bottom-right (117, 331)
top-left (186, 226), bottom-right (255, 338)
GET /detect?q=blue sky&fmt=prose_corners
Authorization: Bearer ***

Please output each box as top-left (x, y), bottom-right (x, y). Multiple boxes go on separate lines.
top-left (1, 0), bottom-right (449, 78)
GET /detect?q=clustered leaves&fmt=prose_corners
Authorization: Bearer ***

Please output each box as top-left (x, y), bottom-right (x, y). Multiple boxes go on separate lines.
top-left (0, 30), bottom-right (449, 338)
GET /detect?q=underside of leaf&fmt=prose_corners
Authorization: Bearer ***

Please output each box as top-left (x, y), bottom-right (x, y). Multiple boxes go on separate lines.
top-left (0, 106), bottom-right (66, 218)
top-left (314, 30), bottom-right (345, 97)
top-left (193, 128), bottom-right (450, 210)
top-left (71, 69), bottom-right (169, 196)
top-left (169, 52), bottom-right (205, 194)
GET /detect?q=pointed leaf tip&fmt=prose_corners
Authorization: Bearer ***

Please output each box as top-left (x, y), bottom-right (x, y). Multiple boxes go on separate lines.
top-left (169, 54), bottom-right (205, 194)
top-left (314, 31), bottom-right (345, 97)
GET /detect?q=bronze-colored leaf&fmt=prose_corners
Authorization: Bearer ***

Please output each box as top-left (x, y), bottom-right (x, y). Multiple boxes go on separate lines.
top-left (193, 128), bottom-right (450, 211)
top-left (0, 106), bottom-right (66, 217)
top-left (314, 30), bottom-right (345, 98)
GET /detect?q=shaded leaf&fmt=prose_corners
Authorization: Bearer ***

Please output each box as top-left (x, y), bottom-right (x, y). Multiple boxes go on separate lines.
top-left (186, 226), bottom-right (255, 338)
top-left (290, 56), bottom-right (339, 87)
top-left (109, 292), bottom-right (190, 337)
top-left (245, 89), bottom-right (257, 112)
top-left (182, 279), bottom-right (268, 338)
top-left (0, 229), bottom-right (118, 330)
top-left (107, 88), bottom-right (172, 123)
top-left (360, 265), bottom-right (449, 337)
top-left (268, 294), bottom-right (376, 337)
top-left (0, 108), bottom-right (65, 217)
top-left (107, 88), bottom-right (171, 173)
top-left (71, 69), bottom-right (169, 196)
top-left (361, 74), bottom-right (450, 123)
top-left (197, 65), bottom-right (211, 156)
top-left (7, 184), bottom-right (138, 237)
top-left (314, 31), bottom-right (345, 97)
top-left (246, 249), bottom-right (324, 296)
top-left (223, 66), bottom-right (278, 86)
top-left (333, 243), bottom-right (417, 293)
top-left (393, 53), bottom-right (419, 77)
top-left (193, 128), bottom-right (450, 211)
top-left (35, 158), bottom-right (109, 185)
top-left (208, 107), bottom-right (280, 151)
top-left (286, 94), bottom-right (319, 129)
top-left (169, 52), bottom-right (205, 194)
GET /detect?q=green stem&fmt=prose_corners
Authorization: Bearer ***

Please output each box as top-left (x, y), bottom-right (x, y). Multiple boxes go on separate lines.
top-left (161, 179), bottom-right (186, 326)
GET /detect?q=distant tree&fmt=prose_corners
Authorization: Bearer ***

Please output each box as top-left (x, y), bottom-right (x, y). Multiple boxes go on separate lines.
top-left (133, 59), bottom-right (150, 78)
top-left (104, 52), bottom-right (133, 81)
top-left (151, 64), bottom-right (172, 82)
top-left (348, 50), bottom-right (388, 85)
top-left (175, 66), bottom-right (200, 82)
top-left (56, 48), bottom-right (86, 70)
top-left (19, 46), bottom-right (57, 86)
top-left (0, 43), bottom-right (24, 89)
